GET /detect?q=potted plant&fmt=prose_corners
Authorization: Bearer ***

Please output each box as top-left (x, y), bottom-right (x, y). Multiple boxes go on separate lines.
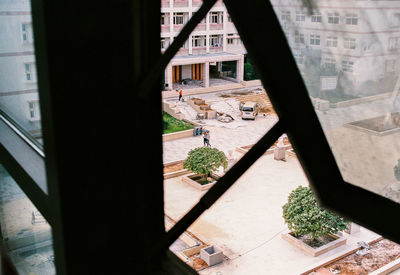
top-left (182, 147), bottom-right (227, 190)
top-left (282, 186), bottom-right (349, 256)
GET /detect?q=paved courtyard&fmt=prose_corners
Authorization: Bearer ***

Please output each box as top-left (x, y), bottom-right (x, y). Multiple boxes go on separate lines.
top-left (162, 88), bottom-right (386, 274)
top-left (164, 154), bottom-right (381, 275)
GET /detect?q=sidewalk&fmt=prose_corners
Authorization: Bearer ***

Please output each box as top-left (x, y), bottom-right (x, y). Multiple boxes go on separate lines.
top-left (162, 80), bottom-right (262, 99)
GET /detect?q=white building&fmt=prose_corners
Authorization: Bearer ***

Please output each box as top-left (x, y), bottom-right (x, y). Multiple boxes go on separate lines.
top-left (161, 0), bottom-right (247, 90)
top-left (272, 0), bottom-right (400, 98)
top-left (0, 0), bottom-right (41, 140)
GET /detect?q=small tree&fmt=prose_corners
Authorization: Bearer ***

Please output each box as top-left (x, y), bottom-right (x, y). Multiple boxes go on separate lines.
top-left (282, 186), bottom-right (349, 240)
top-left (394, 159), bottom-right (400, 181)
top-left (183, 147), bottom-right (227, 184)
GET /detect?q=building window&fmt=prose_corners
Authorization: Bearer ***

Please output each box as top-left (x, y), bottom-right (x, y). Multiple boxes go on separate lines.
top-left (161, 13), bottom-right (169, 25)
top-left (342, 60), bottom-right (354, 72)
top-left (296, 11), bottom-right (305, 22)
top-left (311, 12), bottom-right (322, 23)
top-left (322, 57), bottom-right (336, 70)
top-left (192, 35), bottom-right (206, 47)
top-left (161, 38), bottom-right (169, 49)
top-left (310, 34), bottom-right (320, 45)
top-left (294, 31), bottom-right (305, 44)
top-left (21, 23), bottom-right (33, 43)
top-left (209, 35), bottom-right (222, 47)
top-left (386, 59), bottom-right (396, 72)
top-left (294, 53), bottom-right (304, 64)
top-left (24, 63), bottom-right (35, 82)
top-left (328, 12), bottom-right (340, 24)
top-left (326, 36), bottom-right (338, 47)
top-left (343, 37), bottom-right (356, 49)
top-left (228, 15), bottom-right (233, 22)
top-left (209, 12), bottom-right (222, 24)
top-left (281, 10), bottom-right (291, 21)
top-left (173, 13), bottom-right (184, 25)
top-left (388, 37), bottom-right (400, 51)
top-left (346, 13), bottom-right (358, 25)
top-left (28, 101), bottom-right (40, 120)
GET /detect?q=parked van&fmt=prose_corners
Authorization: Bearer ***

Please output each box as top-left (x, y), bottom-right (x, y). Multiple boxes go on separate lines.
top-left (240, 101), bottom-right (258, 120)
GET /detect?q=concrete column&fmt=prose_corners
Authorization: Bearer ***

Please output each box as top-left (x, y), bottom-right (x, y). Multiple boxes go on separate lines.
top-left (166, 63), bottom-right (173, 90)
top-left (169, 11), bottom-right (174, 35)
top-left (189, 34), bottom-right (193, 55)
top-left (236, 55), bottom-right (244, 83)
top-left (206, 13), bottom-right (210, 53)
top-left (204, 62), bottom-right (209, 88)
top-left (223, 11), bottom-right (227, 52)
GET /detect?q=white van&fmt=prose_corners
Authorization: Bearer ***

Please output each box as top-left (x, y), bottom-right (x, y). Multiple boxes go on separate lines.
top-left (240, 101), bottom-right (258, 120)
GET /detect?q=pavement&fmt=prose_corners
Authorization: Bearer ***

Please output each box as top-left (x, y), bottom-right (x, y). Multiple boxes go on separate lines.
top-left (164, 154), bottom-right (381, 275)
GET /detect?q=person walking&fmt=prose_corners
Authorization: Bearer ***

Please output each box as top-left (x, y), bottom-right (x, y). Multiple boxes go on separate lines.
top-left (203, 130), bottom-right (208, 146)
top-left (178, 89), bottom-right (183, 102)
top-left (204, 130), bottom-right (211, 147)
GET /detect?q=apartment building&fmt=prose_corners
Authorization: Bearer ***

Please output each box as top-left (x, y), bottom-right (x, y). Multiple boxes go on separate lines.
top-left (272, 0), bottom-right (400, 97)
top-left (0, 0), bottom-right (41, 141)
top-left (161, 0), bottom-right (246, 90)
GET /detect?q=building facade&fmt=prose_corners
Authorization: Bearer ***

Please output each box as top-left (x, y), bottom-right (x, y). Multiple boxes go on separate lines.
top-left (271, 0), bottom-right (400, 98)
top-left (161, 0), bottom-right (247, 90)
top-left (0, 0), bottom-right (41, 141)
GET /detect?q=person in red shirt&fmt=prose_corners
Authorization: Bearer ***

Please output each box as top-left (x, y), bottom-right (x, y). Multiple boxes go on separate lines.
top-left (178, 89), bottom-right (183, 101)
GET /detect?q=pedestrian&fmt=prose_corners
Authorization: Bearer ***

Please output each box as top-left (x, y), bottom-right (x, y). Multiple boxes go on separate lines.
top-left (203, 130), bottom-right (208, 146)
top-left (204, 130), bottom-right (211, 147)
top-left (178, 89), bottom-right (183, 101)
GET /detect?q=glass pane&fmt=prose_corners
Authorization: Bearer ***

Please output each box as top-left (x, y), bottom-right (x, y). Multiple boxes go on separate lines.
top-left (161, 0), bottom-right (279, 229)
top-left (271, 0), bottom-right (400, 203)
top-left (0, 164), bottom-right (55, 274)
top-left (168, 143), bottom-right (390, 274)
top-left (0, 0), bottom-right (43, 145)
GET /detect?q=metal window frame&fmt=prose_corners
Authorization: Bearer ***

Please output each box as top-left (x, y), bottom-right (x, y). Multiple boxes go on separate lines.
top-left (1, 0), bottom-right (400, 274)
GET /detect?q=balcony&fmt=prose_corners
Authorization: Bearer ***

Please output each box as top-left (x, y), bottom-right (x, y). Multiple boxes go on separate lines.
top-left (173, 0), bottom-right (188, 8)
top-left (192, 47), bottom-right (207, 55)
top-left (194, 23), bottom-right (206, 31)
top-left (174, 24), bottom-right (184, 32)
top-left (210, 23), bottom-right (223, 31)
top-left (192, 0), bottom-right (202, 7)
top-left (161, 0), bottom-right (170, 8)
top-left (209, 45), bottom-right (223, 53)
top-left (161, 24), bottom-right (170, 33)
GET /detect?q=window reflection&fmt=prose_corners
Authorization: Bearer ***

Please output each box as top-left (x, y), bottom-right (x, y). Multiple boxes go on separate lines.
top-left (272, 0), bottom-right (400, 203)
top-left (0, 0), bottom-right (42, 144)
top-left (0, 164), bottom-right (55, 274)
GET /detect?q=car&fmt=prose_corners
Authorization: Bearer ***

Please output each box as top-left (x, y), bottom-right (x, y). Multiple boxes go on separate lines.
top-left (240, 101), bottom-right (258, 120)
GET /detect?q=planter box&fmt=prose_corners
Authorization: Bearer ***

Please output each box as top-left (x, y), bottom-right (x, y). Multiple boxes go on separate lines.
top-left (200, 245), bottom-right (223, 267)
top-left (282, 231), bottom-right (346, 257)
top-left (182, 173), bottom-right (220, 191)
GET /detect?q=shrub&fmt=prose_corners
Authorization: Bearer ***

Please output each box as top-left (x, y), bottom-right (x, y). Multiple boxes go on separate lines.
top-left (183, 147), bottom-right (227, 184)
top-left (282, 186), bottom-right (349, 240)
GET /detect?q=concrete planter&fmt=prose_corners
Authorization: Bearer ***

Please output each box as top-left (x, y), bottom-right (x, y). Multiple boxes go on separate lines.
top-left (182, 173), bottom-right (220, 191)
top-left (282, 231), bottom-right (346, 257)
top-left (200, 245), bottom-right (223, 267)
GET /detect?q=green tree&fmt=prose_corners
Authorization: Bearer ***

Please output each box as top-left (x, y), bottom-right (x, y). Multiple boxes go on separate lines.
top-left (183, 147), bottom-right (228, 183)
top-left (282, 186), bottom-right (349, 240)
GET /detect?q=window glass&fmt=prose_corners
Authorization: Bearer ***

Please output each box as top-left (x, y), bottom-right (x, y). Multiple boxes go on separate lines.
top-left (0, 164), bottom-right (55, 274)
top-left (272, 0), bottom-right (400, 204)
top-left (0, 0), bottom-right (43, 146)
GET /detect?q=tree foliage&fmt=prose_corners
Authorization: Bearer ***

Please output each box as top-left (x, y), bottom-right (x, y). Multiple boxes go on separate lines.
top-left (183, 147), bottom-right (227, 182)
top-left (282, 186), bottom-right (349, 240)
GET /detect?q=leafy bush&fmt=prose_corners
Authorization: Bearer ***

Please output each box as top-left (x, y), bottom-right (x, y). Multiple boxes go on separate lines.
top-left (282, 186), bottom-right (349, 240)
top-left (183, 147), bottom-right (227, 184)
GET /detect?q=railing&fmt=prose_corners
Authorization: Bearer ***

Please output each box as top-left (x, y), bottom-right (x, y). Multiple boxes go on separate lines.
top-left (192, 0), bottom-right (203, 7)
top-left (209, 23), bottom-right (223, 30)
top-left (209, 46), bottom-right (223, 53)
top-left (173, 0), bottom-right (189, 7)
top-left (192, 47), bottom-right (207, 55)
top-left (174, 24), bottom-right (184, 32)
top-left (194, 23), bottom-right (206, 31)
top-left (161, 0), bottom-right (170, 8)
top-left (161, 25), bottom-right (170, 33)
